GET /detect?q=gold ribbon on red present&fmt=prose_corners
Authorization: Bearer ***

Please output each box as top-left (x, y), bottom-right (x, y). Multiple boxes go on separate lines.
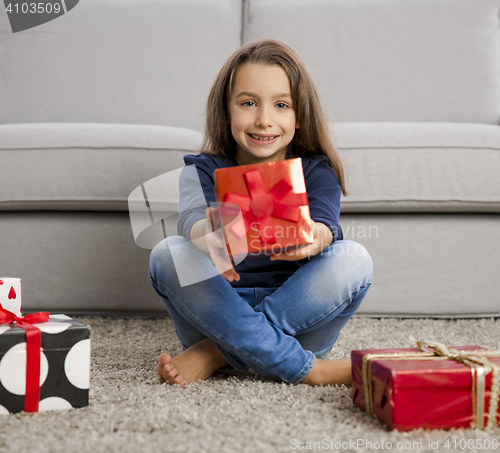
top-left (0, 304), bottom-right (50, 412)
top-left (361, 338), bottom-right (500, 429)
top-left (223, 168), bottom-right (308, 245)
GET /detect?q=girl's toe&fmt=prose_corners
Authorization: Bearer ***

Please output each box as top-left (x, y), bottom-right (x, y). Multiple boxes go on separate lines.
top-left (167, 367), bottom-right (179, 379)
top-left (174, 374), bottom-right (187, 386)
top-left (163, 363), bottom-right (175, 373)
top-left (159, 353), bottom-right (172, 366)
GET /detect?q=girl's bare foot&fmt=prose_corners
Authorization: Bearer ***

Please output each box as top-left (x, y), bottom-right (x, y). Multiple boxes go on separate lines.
top-left (157, 338), bottom-right (228, 386)
top-left (300, 358), bottom-right (352, 387)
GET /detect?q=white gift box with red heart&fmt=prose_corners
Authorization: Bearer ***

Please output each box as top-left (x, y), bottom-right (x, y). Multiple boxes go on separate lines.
top-left (0, 278), bottom-right (21, 317)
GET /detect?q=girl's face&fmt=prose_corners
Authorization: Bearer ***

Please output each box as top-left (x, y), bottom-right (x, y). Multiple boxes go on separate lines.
top-left (228, 63), bottom-right (298, 166)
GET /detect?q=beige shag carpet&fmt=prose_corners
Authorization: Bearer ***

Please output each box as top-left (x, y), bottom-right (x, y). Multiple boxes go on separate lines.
top-left (1, 316), bottom-right (499, 453)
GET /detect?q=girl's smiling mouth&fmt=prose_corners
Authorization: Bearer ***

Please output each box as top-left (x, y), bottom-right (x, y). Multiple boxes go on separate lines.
top-left (247, 133), bottom-right (279, 144)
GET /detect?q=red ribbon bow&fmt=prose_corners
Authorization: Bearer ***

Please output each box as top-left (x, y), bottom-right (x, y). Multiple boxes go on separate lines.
top-left (0, 305), bottom-right (50, 412)
top-left (224, 169), bottom-right (308, 245)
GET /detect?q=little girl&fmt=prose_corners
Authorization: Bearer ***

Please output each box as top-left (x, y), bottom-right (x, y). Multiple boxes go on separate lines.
top-left (149, 39), bottom-right (373, 387)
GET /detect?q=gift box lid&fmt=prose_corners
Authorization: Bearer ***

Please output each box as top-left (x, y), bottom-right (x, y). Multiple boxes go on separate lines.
top-left (214, 158), bottom-right (308, 197)
top-left (352, 346), bottom-right (497, 389)
top-left (0, 314), bottom-right (90, 351)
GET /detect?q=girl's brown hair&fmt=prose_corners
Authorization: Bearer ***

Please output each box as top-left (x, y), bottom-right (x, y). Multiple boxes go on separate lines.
top-left (201, 38), bottom-right (347, 196)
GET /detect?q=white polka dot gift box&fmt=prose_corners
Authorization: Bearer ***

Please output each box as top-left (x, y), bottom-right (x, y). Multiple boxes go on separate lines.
top-left (0, 308), bottom-right (90, 414)
top-left (0, 278), bottom-right (22, 317)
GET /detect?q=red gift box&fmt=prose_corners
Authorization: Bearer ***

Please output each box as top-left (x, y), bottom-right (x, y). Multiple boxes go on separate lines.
top-left (352, 341), bottom-right (500, 431)
top-left (213, 158), bottom-right (313, 259)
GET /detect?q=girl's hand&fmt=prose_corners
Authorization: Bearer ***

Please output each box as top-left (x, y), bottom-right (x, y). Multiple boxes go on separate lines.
top-left (204, 208), bottom-right (240, 283)
top-left (270, 220), bottom-right (333, 262)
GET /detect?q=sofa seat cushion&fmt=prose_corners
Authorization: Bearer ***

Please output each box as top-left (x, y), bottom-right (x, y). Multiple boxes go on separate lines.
top-left (0, 123), bottom-right (203, 211)
top-left (3, 122), bottom-right (498, 214)
top-left (335, 122), bottom-right (500, 213)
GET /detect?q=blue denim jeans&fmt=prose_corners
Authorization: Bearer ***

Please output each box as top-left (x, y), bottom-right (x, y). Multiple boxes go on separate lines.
top-left (149, 237), bottom-right (373, 384)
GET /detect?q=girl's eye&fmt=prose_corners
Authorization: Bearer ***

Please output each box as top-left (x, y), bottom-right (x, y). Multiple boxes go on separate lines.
top-left (276, 102), bottom-right (289, 109)
top-left (242, 100), bottom-right (256, 107)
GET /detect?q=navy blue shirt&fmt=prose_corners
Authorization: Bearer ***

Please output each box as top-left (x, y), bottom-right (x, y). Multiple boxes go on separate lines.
top-left (177, 152), bottom-right (343, 288)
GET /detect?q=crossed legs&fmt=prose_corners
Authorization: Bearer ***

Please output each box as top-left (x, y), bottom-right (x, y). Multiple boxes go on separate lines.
top-left (150, 237), bottom-right (372, 386)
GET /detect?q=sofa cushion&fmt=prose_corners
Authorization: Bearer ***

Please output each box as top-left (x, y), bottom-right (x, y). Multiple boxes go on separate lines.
top-left (335, 123), bottom-right (500, 213)
top-left (341, 213), bottom-right (500, 317)
top-left (0, 123), bottom-right (203, 211)
top-left (0, 0), bottom-right (242, 131)
top-left (3, 122), bottom-right (498, 214)
top-left (0, 211), bottom-right (166, 314)
top-left (245, 0), bottom-right (500, 124)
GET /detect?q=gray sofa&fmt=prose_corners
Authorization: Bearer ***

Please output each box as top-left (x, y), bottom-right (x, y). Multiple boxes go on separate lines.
top-left (1, 0), bottom-right (499, 317)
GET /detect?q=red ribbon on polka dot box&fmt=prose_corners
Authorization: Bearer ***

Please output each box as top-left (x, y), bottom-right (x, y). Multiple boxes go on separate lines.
top-left (0, 305), bottom-right (90, 414)
top-left (0, 278), bottom-right (22, 317)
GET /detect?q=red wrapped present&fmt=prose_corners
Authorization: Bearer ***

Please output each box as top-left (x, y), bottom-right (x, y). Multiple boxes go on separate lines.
top-left (352, 339), bottom-right (500, 431)
top-left (213, 158), bottom-right (313, 259)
